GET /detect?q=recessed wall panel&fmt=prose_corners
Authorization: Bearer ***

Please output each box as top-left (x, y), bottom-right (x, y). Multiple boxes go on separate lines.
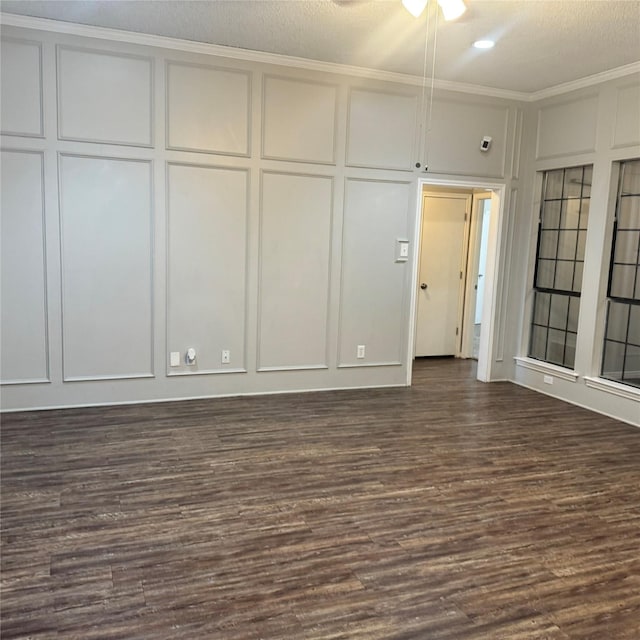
top-left (426, 99), bottom-right (508, 178)
top-left (59, 155), bottom-right (153, 380)
top-left (58, 47), bottom-right (152, 146)
top-left (1, 151), bottom-right (48, 383)
top-left (259, 172), bottom-right (333, 369)
top-left (0, 39), bottom-right (43, 137)
top-left (613, 83), bottom-right (640, 149)
top-left (339, 179), bottom-right (410, 366)
top-left (167, 62), bottom-right (250, 155)
top-left (536, 95), bottom-right (598, 160)
top-left (167, 163), bottom-right (248, 373)
top-left (262, 76), bottom-right (337, 163)
top-left (347, 89), bottom-right (417, 170)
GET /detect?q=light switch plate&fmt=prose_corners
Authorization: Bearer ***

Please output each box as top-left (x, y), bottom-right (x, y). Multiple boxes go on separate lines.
top-left (170, 351), bottom-right (180, 367)
top-left (396, 239), bottom-right (409, 262)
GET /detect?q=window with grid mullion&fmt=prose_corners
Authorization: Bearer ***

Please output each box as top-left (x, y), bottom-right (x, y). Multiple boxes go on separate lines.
top-left (529, 165), bottom-right (591, 369)
top-left (601, 158), bottom-right (640, 388)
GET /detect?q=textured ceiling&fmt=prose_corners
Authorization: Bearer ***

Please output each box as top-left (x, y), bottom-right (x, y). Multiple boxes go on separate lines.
top-left (1, 0), bottom-right (639, 94)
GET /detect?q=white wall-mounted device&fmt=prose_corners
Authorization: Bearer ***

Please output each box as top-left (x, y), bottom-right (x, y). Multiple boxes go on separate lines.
top-left (396, 239), bottom-right (410, 262)
top-left (480, 136), bottom-right (492, 152)
top-left (185, 347), bottom-right (197, 365)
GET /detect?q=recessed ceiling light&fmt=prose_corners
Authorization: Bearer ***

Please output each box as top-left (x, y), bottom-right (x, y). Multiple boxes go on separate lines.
top-left (473, 40), bottom-right (495, 50)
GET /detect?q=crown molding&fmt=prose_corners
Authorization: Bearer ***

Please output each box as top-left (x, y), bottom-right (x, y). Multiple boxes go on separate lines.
top-left (0, 12), bottom-right (529, 101)
top-left (2, 12), bottom-right (638, 104)
top-left (528, 61), bottom-right (640, 102)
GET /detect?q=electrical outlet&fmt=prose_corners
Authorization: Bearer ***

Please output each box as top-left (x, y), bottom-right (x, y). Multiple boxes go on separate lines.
top-left (170, 351), bottom-right (180, 367)
top-left (357, 345), bottom-right (366, 359)
top-left (543, 375), bottom-right (553, 385)
top-left (221, 349), bottom-right (230, 364)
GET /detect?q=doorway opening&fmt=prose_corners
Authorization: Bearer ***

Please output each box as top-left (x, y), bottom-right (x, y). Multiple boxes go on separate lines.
top-left (407, 177), bottom-right (505, 384)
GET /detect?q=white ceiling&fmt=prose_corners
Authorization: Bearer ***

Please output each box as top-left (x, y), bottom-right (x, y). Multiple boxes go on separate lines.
top-left (1, 0), bottom-right (639, 94)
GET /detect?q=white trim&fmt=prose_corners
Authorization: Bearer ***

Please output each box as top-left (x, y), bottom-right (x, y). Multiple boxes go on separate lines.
top-left (337, 361), bottom-right (402, 369)
top-left (0, 36), bottom-right (45, 138)
top-left (513, 379), bottom-right (639, 428)
top-left (167, 368), bottom-right (247, 377)
top-left (407, 177), bottom-right (507, 384)
top-left (4, 13), bottom-right (640, 102)
top-left (0, 13), bottom-right (529, 101)
top-left (529, 62), bottom-right (640, 102)
top-left (1, 378), bottom-right (50, 386)
top-left (514, 356), bottom-right (579, 382)
top-left (257, 365), bottom-right (329, 372)
top-left (0, 381), bottom-right (407, 413)
top-left (584, 376), bottom-right (640, 403)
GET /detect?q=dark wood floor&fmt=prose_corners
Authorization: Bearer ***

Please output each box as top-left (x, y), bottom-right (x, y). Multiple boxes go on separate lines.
top-left (2, 358), bottom-right (639, 639)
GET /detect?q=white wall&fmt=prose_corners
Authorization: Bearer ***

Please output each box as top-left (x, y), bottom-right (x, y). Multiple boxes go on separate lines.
top-left (512, 74), bottom-right (640, 426)
top-left (0, 19), bottom-right (563, 414)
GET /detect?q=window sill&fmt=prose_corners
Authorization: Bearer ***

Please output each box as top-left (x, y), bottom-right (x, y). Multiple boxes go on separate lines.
top-left (514, 357), bottom-right (579, 382)
top-left (583, 376), bottom-right (640, 402)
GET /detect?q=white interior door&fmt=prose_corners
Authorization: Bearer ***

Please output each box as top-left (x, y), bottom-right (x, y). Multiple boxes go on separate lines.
top-left (415, 192), bottom-right (470, 357)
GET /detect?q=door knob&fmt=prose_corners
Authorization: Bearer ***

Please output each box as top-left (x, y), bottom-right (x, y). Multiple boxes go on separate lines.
top-left (420, 283), bottom-right (428, 290)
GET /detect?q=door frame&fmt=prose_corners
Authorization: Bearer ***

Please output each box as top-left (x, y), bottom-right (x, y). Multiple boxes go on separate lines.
top-left (407, 177), bottom-right (507, 383)
top-left (461, 193), bottom-right (492, 359)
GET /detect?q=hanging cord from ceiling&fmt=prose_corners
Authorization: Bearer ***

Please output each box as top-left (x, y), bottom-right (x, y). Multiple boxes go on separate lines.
top-left (423, 1), bottom-right (439, 172)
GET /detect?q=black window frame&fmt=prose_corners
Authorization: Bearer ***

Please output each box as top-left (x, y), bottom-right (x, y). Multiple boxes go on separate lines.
top-left (601, 159), bottom-right (640, 388)
top-left (528, 165), bottom-right (592, 369)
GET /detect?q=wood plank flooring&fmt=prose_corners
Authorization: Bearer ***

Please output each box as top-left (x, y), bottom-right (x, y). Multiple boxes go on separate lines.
top-left (2, 358), bottom-right (639, 639)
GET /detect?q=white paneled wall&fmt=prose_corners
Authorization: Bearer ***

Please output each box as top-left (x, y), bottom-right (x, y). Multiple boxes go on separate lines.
top-left (612, 83), bottom-right (640, 149)
top-left (262, 76), bottom-right (338, 163)
top-left (258, 171), bottom-right (333, 370)
top-left (166, 62), bottom-right (251, 156)
top-left (513, 73), bottom-right (640, 426)
top-left (58, 155), bottom-right (153, 380)
top-left (0, 22), bottom-right (526, 411)
top-left (0, 150), bottom-right (48, 383)
top-left (347, 88), bottom-right (417, 170)
top-left (57, 47), bottom-right (153, 146)
top-left (167, 163), bottom-right (248, 374)
top-left (535, 94), bottom-right (599, 160)
top-left (0, 38), bottom-right (43, 136)
top-left (425, 99), bottom-right (509, 177)
top-left (339, 179), bottom-right (411, 367)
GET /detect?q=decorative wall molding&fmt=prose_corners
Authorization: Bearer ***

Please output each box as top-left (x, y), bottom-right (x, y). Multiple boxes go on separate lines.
top-left (256, 169), bottom-right (334, 371)
top-left (0, 37), bottom-right (44, 137)
top-left (346, 87), bottom-right (418, 171)
top-left (510, 108), bottom-right (523, 180)
top-left (0, 148), bottom-right (49, 384)
top-left (611, 81), bottom-right (640, 150)
top-left (535, 94), bottom-right (599, 161)
top-left (261, 75), bottom-right (338, 165)
top-left (165, 161), bottom-right (250, 377)
top-left (58, 153), bottom-right (155, 381)
top-left (56, 44), bottom-right (154, 147)
top-left (165, 60), bottom-right (251, 157)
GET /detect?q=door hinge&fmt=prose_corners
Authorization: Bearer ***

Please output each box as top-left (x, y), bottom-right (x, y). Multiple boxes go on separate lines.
top-left (456, 327), bottom-right (459, 336)
top-left (460, 271), bottom-right (463, 280)
top-left (464, 213), bottom-right (468, 221)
